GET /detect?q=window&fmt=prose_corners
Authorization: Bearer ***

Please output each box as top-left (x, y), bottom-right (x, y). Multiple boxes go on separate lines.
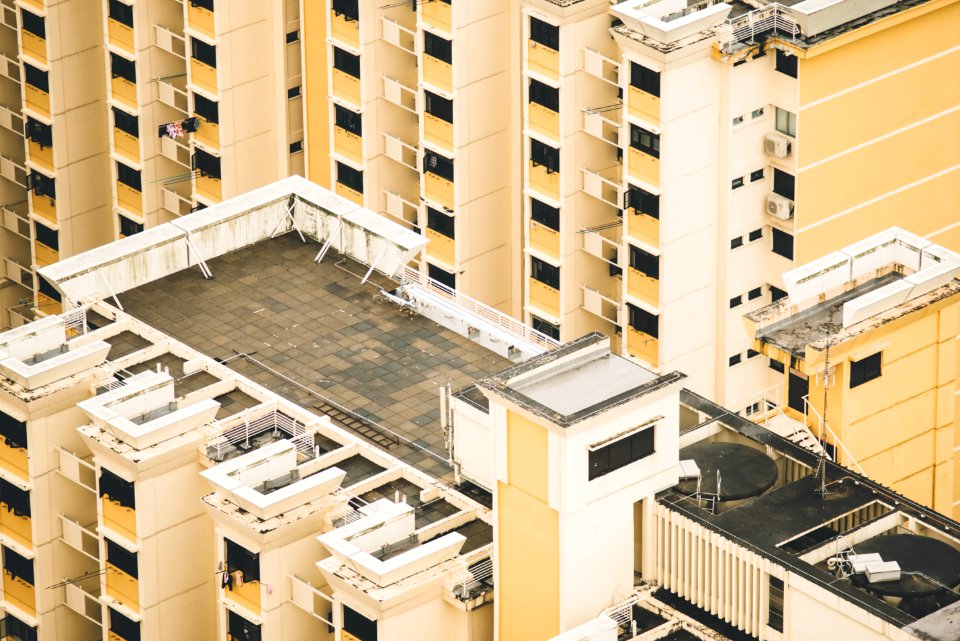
top-left (629, 124), bottom-right (659, 158)
top-left (532, 316), bottom-right (559, 341)
top-left (3, 613), bottom-right (36, 641)
top-left (333, 46), bottom-right (360, 78)
top-left (775, 107), bottom-right (797, 137)
top-left (99, 469), bottom-right (135, 509)
top-left (424, 31), bottom-right (452, 63)
top-left (119, 215), bottom-right (143, 237)
top-left (3, 546), bottom-right (33, 585)
top-left (23, 63), bottom-right (48, 92)
top-left (748, 287), bottom-right (762, 300)
top-left (731, 236), bottom-right (743, 249)
top-left (769, 358), bottom-right (785, 373)
top-left (588, 424), bottom-right (655, 480)
top-left (629, 245), bottom-right (658, 278)
top-left (289, 140), bottom-right (302, 154)
top-left (749, 228), bottom-right (763, 242)
top-left (0, 478), bottom-right (30, 518)
top-left (732, 115), bottom-right (744, 126)
top-left (424, 91), bottom-right (453, 123)
top-left (109, 0), bottom-right (134, 27)
top-left (529, 78), bottom-right (559, 112)
top-left (110, 53), bottom-right (136, 83)
top-left (624, 185), bottom-right (659, 218)
top-left (20, 9), bottom-right (44, 38)
top-left (427, 207), bottom-right (454, 239)
top-left (110, 608), bottom-right (140, 641)
top-left (228, 611), bottom-right (262, 641)
top-left (190, 0), bottom-right (214, 10)
top-left (193, 93), bottom-right (219, 124)
top-left (193, 149), bottom-right (221, 180)
top-left (225, 539), bottom-right (260, 582)
top-left (732, 177), bottom-right (744, 189)
top-left (112, 107), bottom-right (138, 138)
top-left (332, 0), bottom-right (358, 22)
top-left (775, 51), bottom-right (797, 79)
top-left (750, 169), bottom-right (764, 182)
top-left (729, 354), bottom-right (742, 367)
top-left (529, 16), bottom-right (558, 50)
top-left (530, 139), bottom-right (559, 174)
top-left (116, 162), bottom-right (141, 191)
top-left (344, 605), bottom-right (378, 641)
top-left (531, 257), bottom-right (559, 290)
top-left (28, 172), bottom-right (55, 200)
top-left (34, 221), bottom-right (58, 250)
top-left (729, 295), bottom-right (742, 308)
top-left (628, 304), bottom-right (658, 338)
top-left (531, 198), bottom-right (559, 231)
top-left (771, 227), bottom-right (793, 260)
top-left (747, 348), bottom-right (760, 359)
top-left (285, 30), bottom-right (299, 44)
top-left (25, 117), bottom-right (52, 148)
top-left (423, 151), bottom-right (454, 182)
top-left (770, 285), bottom-right (787, 301)
top-left (768, 576), bottom-right (784, 632)
top-left (629, 62), bottom-right (660, 96)
top-left (37, 276), bottom-right (60, 303)
top-left (336, 161), bottom-right (363, 193)
top-left (428, 263), bottom-right (456, 290)
top-left (773, 168), bottom-right (795, 200)
top-left (190, 37), bottom-right (216, 67)
top-left (0, 412), bottom-right (26, 450)
top-left (287, 85), bottom-right (301, 99)
top-left (751, 107), bottom-right (764, 119)
top-left (106, 539), bottom-right (138, 579)
top-left (850, 352), bottom-right (881, 388)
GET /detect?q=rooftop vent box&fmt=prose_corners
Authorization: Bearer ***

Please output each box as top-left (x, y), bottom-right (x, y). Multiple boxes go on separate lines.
top-left (764, 132), bottom-right (792, 159)
top-left (865, 560), bottom-right (901, 584)
top-left (678, 459), bottom-right (700, 480)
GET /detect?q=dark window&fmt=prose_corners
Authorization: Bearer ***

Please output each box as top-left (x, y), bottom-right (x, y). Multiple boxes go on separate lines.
top-left (336, 161), bottom-right (363, 193)
top-left (770, 285), bottom-right (787, 301)
top-left (749, 228), bottom-right (763, 242)
top-left (119, 215), bottom-right (143, 237)
top-left (3, 613), bottom-right (36, 641)
top-left (23, 63), bottom-right (48, 92)
top-left (190, 37), bottom-right (216, 67)
top-left (588, 425), bottom-right (655, 480)
top-left (423, 151), bottom-right (454, 182)
top-left (732, 177), bottom-right (744, 189)
top-left (0, 412), bottom-right (26, 450)
top-left (425, 90), bottom-right (453, 123)
top-left (116, 162), bottom-right (141, 192)
top-left (628, 304), bottom-right (658, 338)
top-left (529, 16), bottom-right (558, 50)
top-left (750, 169), bottom-right (764, 182)
top-left (109, 0), bottom-right (134, 27)
top-left (530, 139), bottom-right (559, 173)
top-left (775, 51), bottom-right (797, 79)
top-left (624, 185), bottom-right (659, 218)
top-left (112, 107), bottom-right (139, 138)
top-left (424, 31), bottom-right (452, 63)
top-left (107, 539), bottom-right (138, 579)
top-left (775, 107), bottom-right (797, 137)
top-left (529, 78), bottom-right (559, 112)
top-left (332, 0), bottom-right (359, 22)
top-left (193, 149), bottom-right (221, 180)
top-left (335, 105), bottom-right (361, 134)
top-left (731, 236), bottom-right (743, 249)
top-left (773, 168), bottom-right (795, 200)
top-left (788, 371), bottom-right (808, 413)
top-left (630, 62), bottom-right (660, 96)
top-left (190, 0), bottom-right (215, 10)
top-left (772, 228), bottom-right (794, 260)
top-left (427, 263), bottom-right (455, 290)
top-left (427, 207), bottom-right (454, 239)
top-left (34, 221), bottom-right (58, 251)
top-left (531, 316), bottom-right (559, 341)
top-left (285, 30), bottom-right (299, 44)
top-left (748, 287), bottom-right (762, 300)
top-left (20, 10), bottom-right (44, 39)
top-left (225, 539), bottom-right (260, 582)
top-left (629, 245), bottom-right (658, 278)
top-left (0, 478), bottom-right (30, 518)
top-left (3, 546), bottom-right (33, 585)
top-left (287, 85), bottom-right (301, 99)
top-left (629, 125), bottom-right (659, 158)
top-left (289, 140), bottom-right (302, 154)
top-left (333, 46), bottom-right (360, 78)
top-left (530, 198), bottom-right (559, 231)
top-left (729, 354), bottom-right (742, 367)
top-left (747, 349), bottom-right (760, 359)
top-left (850, 352), bottom-right (881, 388)
top-left (531, 257), bottom-right (559, 290)
top-left (193, 93), bottom-right (219, 124)
top-left (37, 275), bottom-right (60, 303)
top-left (228, 611), bottom-right (262, 641)
top-left (110, 608), bottom-right (140, 641)
top-left (25, 117), bottom-right (51, 148)
top-left (729, 295), bottom-right (742, 308)
top-left (344, 605), bottom-right (378, 641)
top-left (768, 576), bottom-right (784, 631)
top-left (99, 469), bottom-right (135, 510)
top-left (769, 358), bottom-right (785, 373)
top-left (28, 172), bottom-right (55, 200)
top-left (110, 53), bottom-right (136, 83)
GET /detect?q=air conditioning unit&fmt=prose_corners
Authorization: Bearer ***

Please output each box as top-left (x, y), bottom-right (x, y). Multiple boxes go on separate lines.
top-left (766, 193), bottom-right (794, 220)
top-left (764, 132), bottom-right (792, 159)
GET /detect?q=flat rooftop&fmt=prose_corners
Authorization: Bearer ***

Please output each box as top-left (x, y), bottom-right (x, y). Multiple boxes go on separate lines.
top-left (118, 233), bottom-right (511, 482)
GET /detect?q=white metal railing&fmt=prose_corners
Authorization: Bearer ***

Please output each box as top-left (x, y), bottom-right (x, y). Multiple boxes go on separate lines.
top-left (289, 574), bottom-right (337, 626)
top-left (3, 256), bottom-right (33, 289)
top-left (0, 52), bottom-right (19, 83)
top-left (582, 108), bottom-right (621, 146)
top-left (0, 104), bottom-right (22, 135)
top-left (581, 167), bottom-right (620, 207)
top-left (59, 515), bottom-right (100, 562)
top-left (157, 78), bottom-right (189, 113)
top-left (56, 446), bottom-right (97, 493)
top-left (64, 582), bottom-right (102, 625)
top-left (154, 24), bottom-right (186, 59)
top-left (61, 306), bottom-right (87, 334)
top-left (0, 155), bottom-right (26, 187)
top-left (582, 47), bottom-right (619, 86)
top-left (205, 405), bottom-right (308, 460)
top-left (398, 265), bottom-right (560, 350)
top-left (93, 375), bottom-right (127, 393)
top-left (1, 204), bottom-right (30, 240)
top-left (380, 16), bottom-right (415, 54)
top-left (162, 184), bottom-right (193, 216)
top-left (382, 133), bottom-right (418, 171)
top-left (716, 3), bottom-right (799, 50)
top-left (381, 76), bottom-right (418, 114)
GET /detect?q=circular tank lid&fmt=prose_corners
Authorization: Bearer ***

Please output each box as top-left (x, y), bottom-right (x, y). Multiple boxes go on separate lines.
top-left (851, 534), bottom-right (960, 597)
top-left (674, 441), bottom-right (778, 501)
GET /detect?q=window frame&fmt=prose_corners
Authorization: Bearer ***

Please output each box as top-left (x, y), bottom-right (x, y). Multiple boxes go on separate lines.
top-left (20, 9), bottom-right (45, 39)
top-left (423, 151), bottom-right (454, 182)
top-left (771, 227), bottom-right (794, 260)
top-left (335, 161), bottom-right (363, 194)
top-left (629, 124), bottom-right (660, 158)
top-left (427, 263), bottom-right (456, 290)
top-left (193, 149), bottom-right (221, 180)
top-left (426, 206), bottom-right (455, 239)
top-left (528, 78), bottom-right (559, 112)
top-left (773, 168), bottom-right (795, 200)
top-left (775, 107), bottom-right (797, 137)
top-left (531, 256), bottom-right (560, 290)
top-left (588, 424), bottom-right (656, 481)
top-left (628, 304), bottom-right (658, 338)
top-left (629, 62), bottom-right (660, 97)
top-left (332, 0), bottom-right (359, 22)
top-left (529, 16), bottom-right (559, 50)
top-left (624, 185), bottom-right (659, 219)
top-left (119, 214), bottom-right (143, 237)
top-left (775, 51), bottom-right (798, 79)
top-left (23, 62), bottom-right (48, 92)
top-left (25, 117), bottom-right (52, 148)
top-left (530, 198), bottom-right (559, 231)
top-left (424, 90), bottom-right (453, 123)
top-left (33, 220), bottom-right (58, 251)
top-left (424, 31), bottom-right (452, 64)
top-left (116, 161), bottom-right (142, 192)
top-left (530, 139), bottom-right (559, 174)
top-left (110, 53), bottom-right (136, 83)
top-left (109, 0), bottom-right (134, 27)
top-left (333, 46), bottom-right (360, 79)
top-left (190, 37), bottom-right (217, 68)
top-left (628, 245), bottom-right (659, 278)
top-left (99, 468), bottom-right (135, 510)
top-left (193, 93), bottom-right (219, 124)
top-left (112, 107), bottom-right (139, 138)
top-left (849, 352), bottom-right (881, 388)
top-left (531, 315), bottom-right (559, 341)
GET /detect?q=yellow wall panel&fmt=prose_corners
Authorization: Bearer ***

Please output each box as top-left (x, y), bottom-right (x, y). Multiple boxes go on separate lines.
top-left (303, 0), bottom-right (330, 186)
top-left (506, 412), bottom-right (549, 502)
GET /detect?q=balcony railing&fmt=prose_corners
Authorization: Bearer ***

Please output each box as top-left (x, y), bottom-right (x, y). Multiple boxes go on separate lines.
top-left (380, 16), bottom-right (415, 54)
top-left (3, 257), bottom-right (32, 290)
top-left (381, 76), bottom-right (418, 114)
top-left (0, 155), bottom-right (26, 187)
top-left (383, 133), bottom-right (418, 171)
top-left (581, 167), bottom-right (621, 207)
top-left (64, 582), bottom-right (102, 626)
top-left (161, 184), bottom-right (193, 217)
top-left (157, 78), bottom-right (188, 113)
top-left (716, 3), bottom-right (799, 52)
top-left (0, 104), bottom-right (22, 136)
top-left (160, 135), bottom-right (191, 167)
top-left (0, 53), bottom-right (19, 83)
top-left (1, 204), bottom-right (30, 240)
top-left (581, 47), bottom-right (619, 86)
top-left (154, 24), bottom-right (186, 59)
top-left (580, 223), bottom-right (621, 267)
top-left (56, 446), bottom-right (97, 493)
top-left (59, 515), bottom-right (100, 562)
top-left (582, 107), bottom-right (621, 146)
top-left (383, 191), bottom-right (419, 229)
top-left (288, 574), bottom-right (336, 626)
top-left (0, 0), bottom-right (15, 31)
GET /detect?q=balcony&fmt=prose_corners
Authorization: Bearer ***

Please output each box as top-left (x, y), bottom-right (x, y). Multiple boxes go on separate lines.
top-left (0, 156), bottom-right (26, 187)
top-left (154, 24), bottom-right (186, 60)
top-left (23, 83), bottom-right (49, 118)
top-left (529, 277), bottom-right (560, 318)
top-left (529, 160), bottom-right (559, 201)
top-left (382, 191), bottom-right (419, 228)
top-left (423, 114), bottom-right (453, 153)
top-left (581, 224), bottom-right (620, 267)
top-left (422, 0), bottom-right (451, 33)
top-left (527, 40), bottom-right (558, 81)
top-left (382, 132), bottom-right (417, 171)
top-left (105, 561), bottom-right (139, 612)
top-left (0, 1), bottom-right (12, 30)
top-left (0, 52), bottom-right (19, 84)
top-left (529, 220), bottom-right (559, 259)
top-left (159, 135), bottom-right (190, 168)
top-left (425, 228), bottom-right (455, 267)
top-left (581, 167), bottom-right (620, 208)
top-left (332, 68), bottom-right (361, 108)
top-left (381, 16), bottom-right (415, 54)
top-left (64, 582), bottom-right (102, 627)
top-left (334, 182), bottom-right (362, 206)
top-left (157, 78), bottom-right (188, 114)
top-left (382, 75), bottom-right (417, 114)
top-left (582, 47), bottom-right (619, 86)
top-left (113, 128), bottom-right (139, 164)
top-left (627, 210), bottom-right (658, 248)
top-left (2, 257), bottom-right (33, 292)
top-left (187, 2), bottom-right (215, 39)
top-left (334, 125), bottom-right (362, 164)
top-left (629, 85), bottom-right (660, 127)
top-left (529, 102), bottom-right (559, 141)
top-left (110, 76), bottom-right (137, 111)
top-left (0, 500), bottom-right (31, 550)
top-left (161, 184), bottom-right (194, 217)
top-left (423, 54), bottom-right (452, 93)
top-left (627, 327), bottom-right (657, 366)
top-left (102, 495), bottom-right (136, 543)
top-left (583, 107), bottom-right (621, 146)
top-left (60, 515), bottom-right (100, 562)
top-left (20, 27), bottom-right (46, 65)
top-left (581, 286), bottom-right (619, 325)
top-left (224, 573), bottom-right (261, 617)
top-left (1, 204), bottom-right (30, 241)
top-left (424, 172), bottom-right (454, 210)
top-left (627, 267), bottom-right (658, 308)
top-left (330, 9), bottom-right (359, 48)
top-left (628, 147), bottom-right (658, 188)
top-left (108, 18), bottom-right (135, 55)
top-left (116, 181), bottom-right (142, 217)
top-left (194, 114), bottom-right (219, 150)
top-left (289, 574), bottom-right (336, 626)
top-left (34, 239), bottom-right (57, 268)
top-left (29, 192), bottom-right (55, 226)
top-left (0, 104), bottom-right (22, 137)
top-left (3, 568), bottom-right (36, 618)
top-left (190, 58), bottom-right (217, 95)
top-left (195, 173), bottom-right (221, 203)
top-left (27, 138), bottom-right (53, 173)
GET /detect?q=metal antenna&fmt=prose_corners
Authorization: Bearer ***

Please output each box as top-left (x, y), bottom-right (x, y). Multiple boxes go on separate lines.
top-left (816, 345), bottom-right (830, 498)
